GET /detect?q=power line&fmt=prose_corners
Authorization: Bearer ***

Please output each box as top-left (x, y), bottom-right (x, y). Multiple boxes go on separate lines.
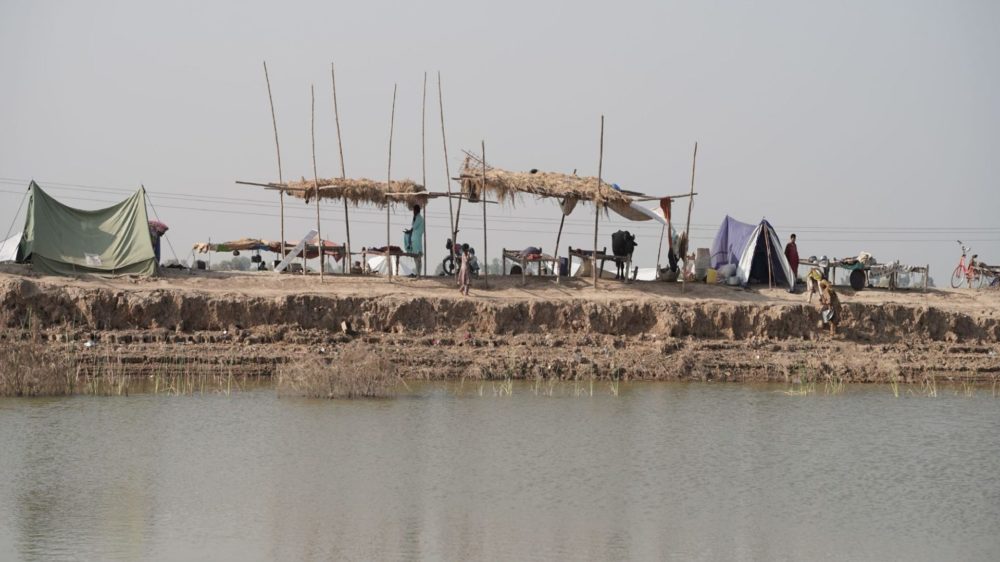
top-left (2, 178), bottom-right (999, 241)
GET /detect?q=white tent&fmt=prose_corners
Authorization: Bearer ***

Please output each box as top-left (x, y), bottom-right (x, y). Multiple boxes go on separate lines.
top-left (366, 255), bottom-right (416, 276)
top-left (0, 232), bottom-right (21, 263)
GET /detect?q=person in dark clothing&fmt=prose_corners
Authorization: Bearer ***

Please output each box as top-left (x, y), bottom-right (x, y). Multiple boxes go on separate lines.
top-left (784, 233), bottom-right (799, 283)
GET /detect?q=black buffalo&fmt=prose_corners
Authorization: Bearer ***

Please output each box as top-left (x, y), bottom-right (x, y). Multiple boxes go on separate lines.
top-left (611, 230), bottom-right (637, 280)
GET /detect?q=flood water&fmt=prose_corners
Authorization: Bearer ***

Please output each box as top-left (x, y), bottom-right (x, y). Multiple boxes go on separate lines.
top-left (1, 382), bottom-right (998, 561)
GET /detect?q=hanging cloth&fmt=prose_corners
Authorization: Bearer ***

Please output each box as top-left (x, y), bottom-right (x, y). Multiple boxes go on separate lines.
top-left (560, 197), bottom-right (578, 216)
top-left (660, 198), bottom-right (673, 251)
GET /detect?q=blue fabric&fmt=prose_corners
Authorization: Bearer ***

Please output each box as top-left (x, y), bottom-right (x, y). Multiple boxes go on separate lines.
top-left (710, 215), bottom-right (756, 269)
top-left (404, 214), bottom-right (424, 254)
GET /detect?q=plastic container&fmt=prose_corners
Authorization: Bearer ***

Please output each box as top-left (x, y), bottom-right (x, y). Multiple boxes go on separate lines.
top-left (695, 248), bottom-right (711, 268)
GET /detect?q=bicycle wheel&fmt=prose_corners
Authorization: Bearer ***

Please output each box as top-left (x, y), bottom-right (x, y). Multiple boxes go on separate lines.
top-left (442, 255), bottom-right (456, 276)
top-left (970, 269), bottom-right (985, 289)
top-left (950, 266), bottom-right (964, 288)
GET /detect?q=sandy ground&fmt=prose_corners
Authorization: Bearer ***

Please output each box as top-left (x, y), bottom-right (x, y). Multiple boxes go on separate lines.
top-left (4, 263), bottom-right (996, 313)
top-left (1, 265), bottom-right (998, 383)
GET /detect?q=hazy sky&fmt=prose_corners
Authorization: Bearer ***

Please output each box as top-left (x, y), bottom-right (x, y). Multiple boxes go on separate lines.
top-left (2, 0), bottom-right (997, 281)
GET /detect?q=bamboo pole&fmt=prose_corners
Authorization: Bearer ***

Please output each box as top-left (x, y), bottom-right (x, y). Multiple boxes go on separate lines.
top-left (421, 71), bottom-right (428, 277)
top-left (683, 142), bottom-right (698, 291)
top-left (331, 63), bottom-right (350, 274)
top-left (437, 72), bottom-right (456, 256)
top-left (386, 84), bottom-right (397, 280)
top-left (594, 115), bottom-right (604, 289)
top-left (553, 209), bottom-right (566, 283)
top-left (310, 84), bottom-right (323, 282)
top-left (481, 140), bottom-right (488, 288)
top-left (655, 224), bottom-right (665, 278)
top-left (262, 61), bottom-right (285, 261)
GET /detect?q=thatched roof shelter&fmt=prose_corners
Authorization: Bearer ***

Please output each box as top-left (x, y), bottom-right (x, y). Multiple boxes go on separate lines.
top-left (456, 155), bottom-right (633, 207)
top-left (275, 177), bottom-right (428, 208)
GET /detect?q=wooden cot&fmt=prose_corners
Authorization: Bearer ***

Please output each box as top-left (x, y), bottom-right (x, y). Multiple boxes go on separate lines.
top-left (502, 248), bottom-right (560, 285)
top-left (567, 246), bottom-right (634, 283)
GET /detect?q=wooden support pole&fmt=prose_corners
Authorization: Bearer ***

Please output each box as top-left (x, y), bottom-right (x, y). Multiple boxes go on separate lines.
top-left (421, 71), bottom-right (428, 277)
top-left (683, 142), bottom-right (698, 291)
top-left (594, 115), bottom-right (604, 290)
top-left (655, 224), bottom-right (665, 278)
top-left (553, 209), bottom-right (566, 283)
top-left (263, 61), bottom-right (285, 260)
top-left (386, 84), bottom-right (397, 280)
top-left (310, 84), bottom-right (323, 282)
top-left (331, 63), bottom-right (350, 274)
top-left (437, 72), bottom-right (456, 255)
top-left (481, 140), bottom-right (488, 288)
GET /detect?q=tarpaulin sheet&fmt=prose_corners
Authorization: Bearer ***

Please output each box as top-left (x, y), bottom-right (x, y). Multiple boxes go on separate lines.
top-left (20, 182), bottom-right (156, 276)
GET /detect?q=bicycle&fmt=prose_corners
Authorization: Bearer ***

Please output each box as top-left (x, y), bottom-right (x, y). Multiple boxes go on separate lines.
top-left (950, 240), bottom-right (984, 289)
top-left (441, 238), bottom-right (478, 277)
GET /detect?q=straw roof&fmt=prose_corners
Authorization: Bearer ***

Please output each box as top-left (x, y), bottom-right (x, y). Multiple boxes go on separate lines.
top-left (457, 155), bottom-right (633, 207)
top-left (281, 177), bottom-right (427, 208)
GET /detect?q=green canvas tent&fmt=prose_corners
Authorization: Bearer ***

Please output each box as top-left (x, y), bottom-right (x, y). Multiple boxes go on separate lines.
top-left (19, 181), bottom-right (157, 276)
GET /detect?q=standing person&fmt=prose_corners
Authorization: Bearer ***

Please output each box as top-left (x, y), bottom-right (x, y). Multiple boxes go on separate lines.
top-left (403, 204), bottom-right (425, 276)
top-left (818, 279), bottom-right (841, 337)
top-left (457, 243), bottom-right (471, 296)
top-left (784, 233), bottom-right (799, 284)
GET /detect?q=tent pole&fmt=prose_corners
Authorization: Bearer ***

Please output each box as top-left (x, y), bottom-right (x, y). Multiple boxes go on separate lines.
top-left (421, 71), bottom-right (428, 277)
top-left (437, 72), bottom-right (456, 256)
top-left (331, 63), bottom-right (350, 274)
top-left (682, 141), bottom-right (698, 292)
top-left (481, 140), bottom-right (488, 288)
top-left (553, 209), bottom-right (566, 284)
top-left (386, 84), bottom-right (397, 281)
top-left (594, 115), bottom-right (604, 290)
top-left (310, 84), bottom-right (323, 283)
top-left (263, 61), bottom-right (285, 261)
top-left (764, 225), bottom-right (774, 289)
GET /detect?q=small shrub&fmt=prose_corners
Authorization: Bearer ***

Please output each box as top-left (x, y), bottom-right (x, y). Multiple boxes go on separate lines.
top-left (277, 349), bottom-right (397, 399)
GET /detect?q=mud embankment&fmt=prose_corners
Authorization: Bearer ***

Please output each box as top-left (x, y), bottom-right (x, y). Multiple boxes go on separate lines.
top-left (1, 277), bottom-right (998, 382)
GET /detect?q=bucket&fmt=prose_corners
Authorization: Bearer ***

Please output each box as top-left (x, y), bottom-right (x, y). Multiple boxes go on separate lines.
top-left (695, 248), bottom-right (711, 268)
top-left (706, 268), bottom-right (717, 284)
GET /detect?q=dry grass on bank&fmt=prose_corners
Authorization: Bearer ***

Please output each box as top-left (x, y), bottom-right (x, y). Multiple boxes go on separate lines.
top-left (0, 340), bottom-right (78, 397)
top-left (0, 335), bottom-right (261, 397)
top-left (276, 349), bottom-right (397, 399)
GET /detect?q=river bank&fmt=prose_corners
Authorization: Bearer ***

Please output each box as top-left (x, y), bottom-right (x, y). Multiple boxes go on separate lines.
top-left (1, 265), bottom-right (998, 384)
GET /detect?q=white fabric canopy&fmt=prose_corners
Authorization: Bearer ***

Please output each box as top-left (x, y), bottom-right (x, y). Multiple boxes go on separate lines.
top-left (0, 232), bottom-right (21, 263)
top-left (366, 255), bottom-right (416, 276)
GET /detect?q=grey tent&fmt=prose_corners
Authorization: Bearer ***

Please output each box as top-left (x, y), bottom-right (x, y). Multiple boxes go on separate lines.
top-left (18, 181), bottom-right (157, 276)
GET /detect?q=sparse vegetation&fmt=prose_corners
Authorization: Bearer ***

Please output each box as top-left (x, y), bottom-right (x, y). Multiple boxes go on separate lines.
top-left (0, 338), bottom-right (261, 397)
top-left (0, 340), bottom-right (77, 397)
top-left (276, 349), bottom-right (396, 399)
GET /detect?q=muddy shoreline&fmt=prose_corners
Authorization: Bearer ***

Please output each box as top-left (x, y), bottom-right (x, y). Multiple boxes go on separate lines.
top-left (1, 268), bottom-right (998, 383)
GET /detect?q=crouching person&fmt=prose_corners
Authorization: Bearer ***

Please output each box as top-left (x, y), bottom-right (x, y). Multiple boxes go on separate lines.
top-left (818, 280), bottom-right (841, 337)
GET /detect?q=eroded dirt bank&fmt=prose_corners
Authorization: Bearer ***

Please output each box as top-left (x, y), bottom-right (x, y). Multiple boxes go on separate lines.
top-left (1, 269), bottom-right (998, 383)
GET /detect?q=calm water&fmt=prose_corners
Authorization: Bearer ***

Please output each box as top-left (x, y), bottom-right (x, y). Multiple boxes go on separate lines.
top-left (1, 383), bottom-right (998, 562)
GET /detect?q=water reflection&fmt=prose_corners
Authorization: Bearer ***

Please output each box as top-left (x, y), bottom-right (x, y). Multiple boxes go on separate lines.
top-left (0, 383), bottom-right (998, 561)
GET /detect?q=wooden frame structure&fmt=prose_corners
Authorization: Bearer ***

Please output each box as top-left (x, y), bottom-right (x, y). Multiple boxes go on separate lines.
top-left (501, 248), bottom-right (560, 285)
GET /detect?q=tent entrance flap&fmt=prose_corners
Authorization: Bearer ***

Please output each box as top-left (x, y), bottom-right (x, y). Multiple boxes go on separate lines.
top-left (19, 182), bottom-right (157, 276)
top-left (746, 228), bottom-right (790, 287)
